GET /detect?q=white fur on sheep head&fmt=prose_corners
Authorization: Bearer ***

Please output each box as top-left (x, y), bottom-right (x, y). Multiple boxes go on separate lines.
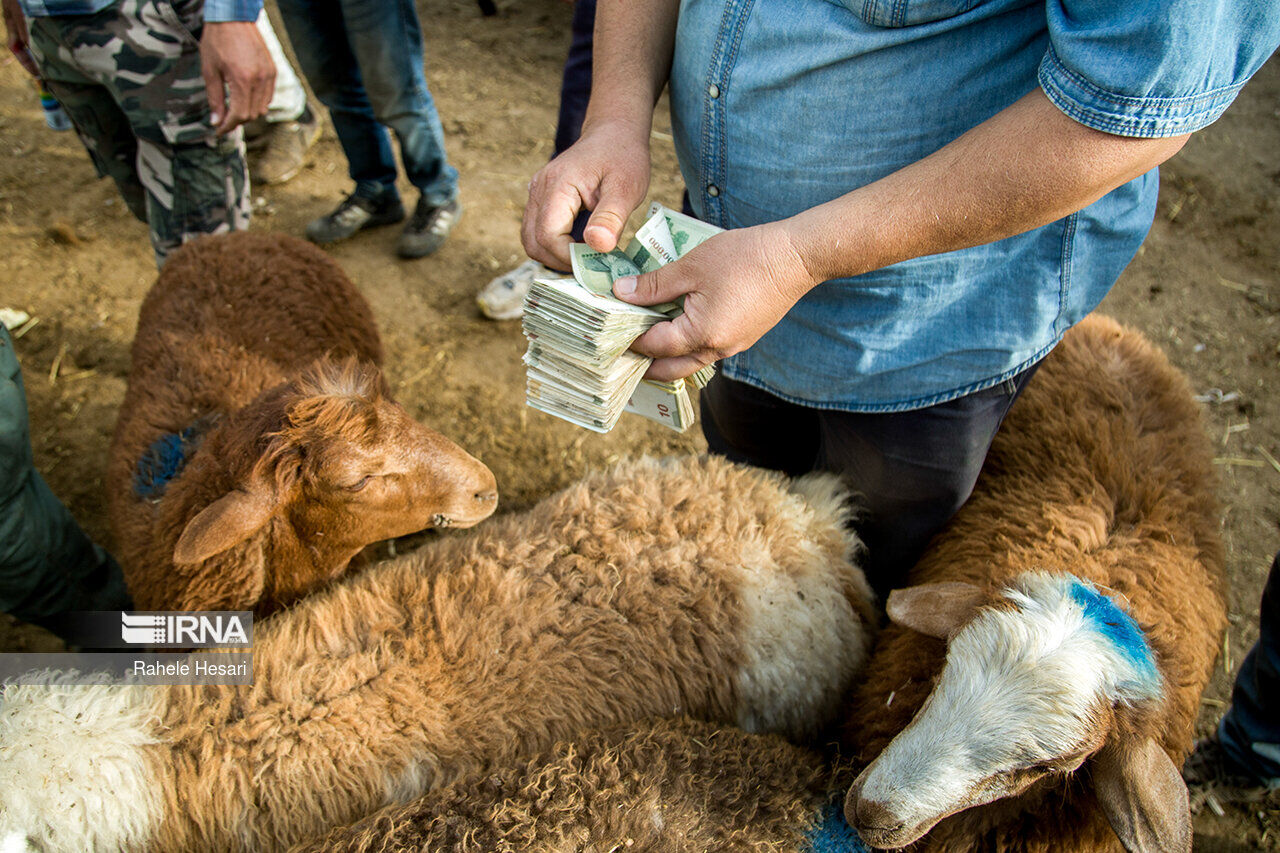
top-left (845, 572), bottom-right (1191, 853)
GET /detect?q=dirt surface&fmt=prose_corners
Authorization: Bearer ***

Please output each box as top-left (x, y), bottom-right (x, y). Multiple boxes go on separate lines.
top-left (0, 1), bottom-right (1276, 847)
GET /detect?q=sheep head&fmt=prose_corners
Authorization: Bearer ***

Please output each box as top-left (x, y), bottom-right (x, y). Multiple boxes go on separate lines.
top-left (845, 572), bottom-right (1190, 853)
top-left (170, 358), bottom-right (498, 609)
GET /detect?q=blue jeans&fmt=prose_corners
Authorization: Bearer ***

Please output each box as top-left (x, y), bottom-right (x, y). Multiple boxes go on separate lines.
top-left (1219, 551), bottom-right (1280, 785)
top-left (276, 0), bottom-right (458, 206)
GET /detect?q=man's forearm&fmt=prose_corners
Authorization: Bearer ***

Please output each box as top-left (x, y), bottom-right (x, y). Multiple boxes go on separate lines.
top-left (582, 0), bottom-right (680, 134)
top-left (784, 88), bottom-right (1190, 286)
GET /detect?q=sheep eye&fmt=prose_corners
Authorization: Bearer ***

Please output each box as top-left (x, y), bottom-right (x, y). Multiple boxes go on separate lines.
top-left (347, 476), bottom-right (373, 492)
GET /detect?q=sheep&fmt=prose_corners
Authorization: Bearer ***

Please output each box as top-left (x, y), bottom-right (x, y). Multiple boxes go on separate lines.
top-left (288, 716), bottom-right (850, 853)
top-left (0, 454), bottom-right (876, 853)
top-left (276, 314), bottom-right (1222, 853)
top-left (105, 232), bottom-right (498, 612)
top-left (842, 313), bottom-right (1225, 852)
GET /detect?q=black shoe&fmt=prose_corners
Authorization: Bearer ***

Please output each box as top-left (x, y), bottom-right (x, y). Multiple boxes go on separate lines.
top-left (396, 197), bottom-right (461, 259)
top-left (305, 190), bottom-right (405, 245)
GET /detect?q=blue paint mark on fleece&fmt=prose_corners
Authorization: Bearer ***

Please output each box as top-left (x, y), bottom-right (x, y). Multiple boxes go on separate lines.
top-left (133, 424), bottom-right (204, 498)
top-left (803, 800), bottom-right (871, 853)
top-left (1069, 580), bottom-right (1159, 688)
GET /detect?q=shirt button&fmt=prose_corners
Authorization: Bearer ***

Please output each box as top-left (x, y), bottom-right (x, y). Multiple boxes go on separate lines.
top-left (707, 184), bottom-right (720, 197)
top-left (708, 84), bottom-right (720, 99)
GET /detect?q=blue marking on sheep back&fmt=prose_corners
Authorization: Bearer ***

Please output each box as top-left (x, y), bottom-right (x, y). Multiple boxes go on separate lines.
top-left (1068, 580), bottom-right (1159, 687)
top-left (803, 801), bottom-right (871, 853)
top-left (133, 424), bottom-right (202, 498)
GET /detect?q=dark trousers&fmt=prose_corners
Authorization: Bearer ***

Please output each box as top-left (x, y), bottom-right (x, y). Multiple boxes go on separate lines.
top-left (1219, 552), bottom-right (1280, 784)
top-left (701, 366), bottom-right (1040, 598)
top-left (556, 0), bottom-right (595, 245)
top-left (1, 324), bottom-right (130, 635)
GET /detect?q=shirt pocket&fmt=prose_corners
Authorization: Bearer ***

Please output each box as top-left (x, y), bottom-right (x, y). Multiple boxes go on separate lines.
top-left (842, 0), bottom-right (978, 28)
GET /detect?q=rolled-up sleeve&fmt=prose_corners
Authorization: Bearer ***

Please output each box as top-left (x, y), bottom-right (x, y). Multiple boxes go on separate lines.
top-left (203, 0), bottom-right (263, 23)
top-left (1038, 0), bottom-right (1280, 138)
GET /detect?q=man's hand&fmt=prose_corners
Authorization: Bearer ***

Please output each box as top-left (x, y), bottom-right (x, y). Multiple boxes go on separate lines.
top-left (522, 119), bottom-right (652, 270)
top-left (3, 0), bottom-right (39, 77)
top-left (611, 222), bottom-right (818, 381)
top-left (200, 21), bottom-right (274, 136)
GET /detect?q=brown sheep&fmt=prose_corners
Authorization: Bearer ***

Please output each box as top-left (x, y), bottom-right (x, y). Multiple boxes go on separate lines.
top-left (0, 455), bottom-right (876, 853)
top-left (843, 313), bottom-right (1225, 852)
top-left (288, 717), bottom-right (847, 853)
top-left (274, 314), bottom-right (1224, 853)
top-left (106, 232), bottom-right (498, 613)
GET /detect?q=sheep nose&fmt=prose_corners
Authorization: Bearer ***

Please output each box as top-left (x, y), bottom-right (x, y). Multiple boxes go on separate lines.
top-left (474, 489), bottom-right (498, 504)
top-left (851, 797), bottom-right (905, 838)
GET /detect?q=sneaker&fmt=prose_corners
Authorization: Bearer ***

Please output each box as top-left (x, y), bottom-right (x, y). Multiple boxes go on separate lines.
top-left (397, 197), bottom-right (461, 259)
top-left (305, 190), bottom-right (405, 245)
top-left (477, 258), bottom-right (548, 320)
top-left (250, 105), bottom-right (322, 186)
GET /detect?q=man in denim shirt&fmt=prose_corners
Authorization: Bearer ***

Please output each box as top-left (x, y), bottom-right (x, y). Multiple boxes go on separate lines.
top-left (524, 0), bottom-right (1280, 596)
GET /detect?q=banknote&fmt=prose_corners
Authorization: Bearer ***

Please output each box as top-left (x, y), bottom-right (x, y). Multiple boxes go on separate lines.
top-left (521, 205), bottom-right (725, 434)
top-left (647, 202), bottom-right (722, 258)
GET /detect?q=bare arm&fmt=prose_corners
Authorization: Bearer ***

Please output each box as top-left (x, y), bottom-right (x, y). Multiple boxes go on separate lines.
top-left (615, 88), bottom-right (1189, 380)
top-left (522, 0), bottom-right (681, 267)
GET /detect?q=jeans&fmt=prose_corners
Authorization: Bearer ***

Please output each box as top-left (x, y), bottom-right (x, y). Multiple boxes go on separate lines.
top-left (1218, 551), bottom-right (1280, 785)
top-left (701, 362), bottom-right (1041, 598)
top-left (1, 324), bottom-right (130, 635)
top-left (276, 0), bottom-right (458, 205)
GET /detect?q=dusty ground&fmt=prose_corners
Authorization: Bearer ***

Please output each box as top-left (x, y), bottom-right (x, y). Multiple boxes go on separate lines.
top-left (0, 0), bottom-right (1276, 847)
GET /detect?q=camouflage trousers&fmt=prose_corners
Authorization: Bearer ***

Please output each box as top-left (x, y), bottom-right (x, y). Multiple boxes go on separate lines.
top-left (28, 0), bottom-right (250, 267)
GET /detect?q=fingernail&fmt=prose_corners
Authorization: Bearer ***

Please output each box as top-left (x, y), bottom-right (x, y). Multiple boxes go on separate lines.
top-left (209, 113), bottom-right (220, 125)
top-left (615, 276), bottom-right (636, 297)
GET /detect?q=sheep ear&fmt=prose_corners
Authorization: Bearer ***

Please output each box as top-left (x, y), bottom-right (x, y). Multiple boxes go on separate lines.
top-left (174, 484), bottom-right (277, 565)
top-left (1093, 738), bottom-right (1192, 853)
top-left (885, 582), bottom-right (985, 638)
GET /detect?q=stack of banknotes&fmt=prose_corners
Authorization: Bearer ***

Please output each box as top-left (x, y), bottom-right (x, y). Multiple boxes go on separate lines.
top-left (522, 202), bottom-right (722, 433)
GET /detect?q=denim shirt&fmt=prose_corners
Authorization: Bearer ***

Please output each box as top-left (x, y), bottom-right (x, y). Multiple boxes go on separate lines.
top-left (670, 0), bottom-right (1279, 412)
top-left (21, 0), bottom-right (261, 22)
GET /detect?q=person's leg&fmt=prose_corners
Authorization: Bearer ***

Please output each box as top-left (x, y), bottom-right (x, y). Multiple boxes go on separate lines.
top-left (257, 12), bottom-right (306, 123)
top-left (556, 0), bottom-right (595, 244)
top-left (27, 14), bottom-right (148, 223)
top-left (813, 364), bottom-right (1041, 598)
top-left (1217, 552), bottom-right (1280, 787)
top-left (699, 374), bottom-right (821, 478)
top-left (0, 324), bottom-right (131, 637)
top-left (36, 0), bottom-right (250, 265)
top-left (276, 0), bottom-right (399, 198)
top-left (338, 0), bottom-right (457, 207)
top-left (246, 10), bottom-right (320, 185)
top-left (479, 0), bottom-right (595, 318)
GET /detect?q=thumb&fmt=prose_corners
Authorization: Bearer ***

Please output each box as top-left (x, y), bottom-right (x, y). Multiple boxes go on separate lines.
top-left (203, 62), bottom-right (224, 127)
top-left (583, 174), bottom-right (640, 252)
top-left (613, 264), bottom-right (689, 308)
